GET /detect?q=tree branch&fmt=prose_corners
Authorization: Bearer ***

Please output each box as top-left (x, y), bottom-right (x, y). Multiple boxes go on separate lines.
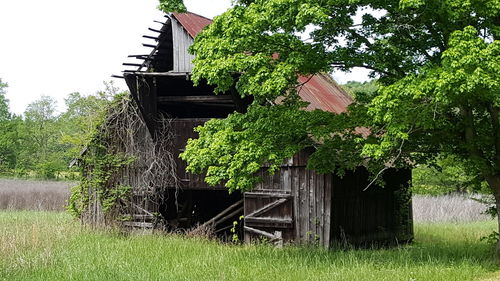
top-left (487, 104), bottom-right (500, 169)
top-left (459, 105), bottom-right (488, 168)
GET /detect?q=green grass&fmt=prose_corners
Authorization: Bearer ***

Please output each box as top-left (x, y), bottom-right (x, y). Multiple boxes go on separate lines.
top-left (0, 211), bottom-right (499, 281)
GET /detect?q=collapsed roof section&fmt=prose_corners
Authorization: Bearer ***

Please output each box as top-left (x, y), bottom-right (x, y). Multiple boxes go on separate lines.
top-left (117, 12), bottom-right (354, 121)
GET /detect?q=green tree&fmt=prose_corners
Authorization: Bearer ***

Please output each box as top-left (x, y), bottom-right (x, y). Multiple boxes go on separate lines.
top-left (0, 79), bottom-right (19, 172)
top-left (0, 78), bottom-right (9, 121)
top-left (342, 80), bottom-right (379, 100)
top-left (19, 96), bottom-right (64, 178)
top-left (59, 85), bottom-right (114, 160)
top-left (160, 0), bottom-right (500, 254)
top-left (413, 156), bottom-right (488, 195)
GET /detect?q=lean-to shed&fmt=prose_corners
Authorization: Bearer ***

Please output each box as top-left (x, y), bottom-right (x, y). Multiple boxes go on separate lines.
top-left (102, 12), bottom-right (413, 247)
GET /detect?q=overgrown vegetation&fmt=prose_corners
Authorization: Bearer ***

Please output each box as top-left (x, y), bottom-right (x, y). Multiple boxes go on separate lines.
top-left (68, 92), bottom-right (178, 224)
top-left (0, 78), bottom-right (158, 222)
top-left (0, 211), bottom-right (498, 281)
top-left (412, 156), bottom-right (490, 195)
top-left (66, 93), bottom-right (138, 220)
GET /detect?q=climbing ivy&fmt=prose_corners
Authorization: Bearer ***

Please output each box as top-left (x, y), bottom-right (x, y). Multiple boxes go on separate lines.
top-left (67, 94), bottom-right (137, 219)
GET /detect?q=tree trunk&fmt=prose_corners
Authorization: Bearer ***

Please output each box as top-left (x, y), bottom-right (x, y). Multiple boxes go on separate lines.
top-left (485, 175), bottom-right (500, 258)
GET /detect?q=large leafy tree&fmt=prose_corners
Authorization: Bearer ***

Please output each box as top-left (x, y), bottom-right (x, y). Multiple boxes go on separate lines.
top-left (0, 79), bottom-right (19, 171)
top-left (59, 82), bottom-right (117, 160)
top-left (160, 0), bottom-right (500, 253)
top-left (0, 78), bottom-right (10, 121)
top-left (18, 96), bottom-right (66, 178)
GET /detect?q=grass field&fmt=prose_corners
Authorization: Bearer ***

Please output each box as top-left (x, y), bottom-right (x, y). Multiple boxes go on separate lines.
top-left (0, 179), bottom-right (73, 211)
top-left (413, 194), bottom-right (492, 222)
top-left (0, 211), bottom-right (499, 281)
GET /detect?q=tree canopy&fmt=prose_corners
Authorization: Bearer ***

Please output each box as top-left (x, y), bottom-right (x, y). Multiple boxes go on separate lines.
top-left (160, 0), bottom-right (500, 250)
top-left (0, 79), bottom-right (10, 121)
top-left (159, 0), bottom-right (499, 187)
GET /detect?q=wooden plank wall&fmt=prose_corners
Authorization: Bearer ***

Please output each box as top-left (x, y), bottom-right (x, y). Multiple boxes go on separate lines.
top-left (170, 119), bottom-right (226, 189)
top-left (170, 119), bottom-right (334, 247)
top-left (330, 167), bottom-right (413, 245)
top-left (171, 18), bottom-right (195, 72)
top-left (243, 192), bottom-right (295, 242)
top-left (82, 120), bottom-right (160, 226)
top-left (254, 165), bottom-right (332, 248)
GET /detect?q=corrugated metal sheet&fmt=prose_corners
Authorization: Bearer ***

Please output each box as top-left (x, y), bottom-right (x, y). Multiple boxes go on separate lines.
top-left (172, 12), bottom-right (353, 114)
top-left (298, 74), bottom-right (353, 114)
top-left (172, 12), bottom-right (212, 39)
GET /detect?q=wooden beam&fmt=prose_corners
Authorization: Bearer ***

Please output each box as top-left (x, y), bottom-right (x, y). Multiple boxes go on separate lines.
top-left (158, 95), bottom-right (233, 103)
top-left (199, 200), bottom-right (243, 229)
top-left (128, 54), bottom-right (150, 58)
top-left (214, 206), bottom-right (244, 227)
top-left (128, 56), bottom-right (154, 61)
top-left (214, 224), bottom-right (234, 234)
top-left (148, 27), bottom-right (164, 33)
top-left (143, 35), bottom-right (160, 40)
top-left (123, 63), bottom-right (143, 67)
top-left (244, 192), bottom-right (292, 199)
top-left (143, 43), bottom-right (157, 48)
top-left (244, 217), bottom-right (293, 225)
top-left (244, 226), bottom-right (277, 240)
top-left (122, 221), bottom-right (154, 228)
top-left (111, 75), bottom-right (124, 79)
top-left (128, 54), bottom-right (169, 59)
top-left (126, 71), bottom-right (189, 77)
top-left (245, 198), bottom-right (288, 218)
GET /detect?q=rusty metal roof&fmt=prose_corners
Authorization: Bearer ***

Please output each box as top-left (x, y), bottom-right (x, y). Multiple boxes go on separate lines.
top-left (172, 12), bottom-right (353, 114)
top-left (172, 12), bottom-right (212, 39)
top-left (298, 74), bottom-right (353, 114)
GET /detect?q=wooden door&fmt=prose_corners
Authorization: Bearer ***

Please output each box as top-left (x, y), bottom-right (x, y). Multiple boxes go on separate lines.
top-left (243, 191), bottom-right (294, 246)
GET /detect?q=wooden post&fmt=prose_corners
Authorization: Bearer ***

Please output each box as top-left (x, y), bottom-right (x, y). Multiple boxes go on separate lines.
top-left (274, 231), bottom-right (283, 248)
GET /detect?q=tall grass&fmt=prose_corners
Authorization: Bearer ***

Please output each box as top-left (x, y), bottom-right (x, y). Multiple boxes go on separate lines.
top-left (0, 179), bottom-right (73, 211)
top-left (413, 194), bottom-right (491, 223)
top-left (0, 211), bottom-right (498, 281)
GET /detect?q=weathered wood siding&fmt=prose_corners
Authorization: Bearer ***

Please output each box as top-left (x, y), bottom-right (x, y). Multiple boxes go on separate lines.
top-left (81, 117), bottom-right (161, 227)
top-left (171, 119), bottom-right (333, 247)
top-left (330, 167), bottom-right (413, 245)
top-left (171, 119), bottom-right (225, 189)
top-left (246, 155), bottom-right (332, 248)
top-left (168, 119), bottom-right (412, 247)
top-left (171, 18), bottom-right (195, 72)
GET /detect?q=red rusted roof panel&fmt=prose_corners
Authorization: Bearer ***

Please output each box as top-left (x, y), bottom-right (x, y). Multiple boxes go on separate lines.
top-left (173, 12), bottom-right (353, 114)
top-left (298, 74), bottom-right (353, 114)
top-left (172, 12), bottom-right (212, 38)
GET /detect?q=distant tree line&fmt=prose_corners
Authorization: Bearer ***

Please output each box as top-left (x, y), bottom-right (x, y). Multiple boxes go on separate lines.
top-left (0, 78), bottom-right (119, 180)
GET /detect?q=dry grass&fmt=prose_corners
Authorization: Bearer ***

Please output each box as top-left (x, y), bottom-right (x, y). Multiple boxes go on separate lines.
top-left (0, 179), bottom-right (73, 211)
top-left (413, 194), bottom-right (492, 223)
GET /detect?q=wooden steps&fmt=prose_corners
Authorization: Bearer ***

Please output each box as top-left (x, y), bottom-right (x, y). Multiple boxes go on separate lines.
top-left (121, 213), bottom-right (157, 231)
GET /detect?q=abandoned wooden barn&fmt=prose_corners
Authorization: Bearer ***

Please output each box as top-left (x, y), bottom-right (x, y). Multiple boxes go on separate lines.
top-left (86, 12), bottom-right (413, 247)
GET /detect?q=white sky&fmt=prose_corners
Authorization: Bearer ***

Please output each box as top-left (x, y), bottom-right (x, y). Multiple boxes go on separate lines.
top-left (0, 0), bottom-right (368, 115)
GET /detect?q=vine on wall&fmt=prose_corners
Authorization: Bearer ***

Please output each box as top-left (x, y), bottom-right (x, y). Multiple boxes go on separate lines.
top-left (68, 93), bottom-right (178, 225)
